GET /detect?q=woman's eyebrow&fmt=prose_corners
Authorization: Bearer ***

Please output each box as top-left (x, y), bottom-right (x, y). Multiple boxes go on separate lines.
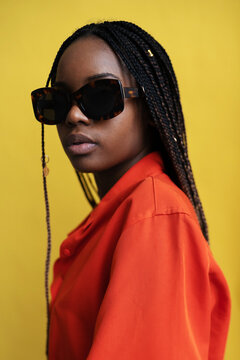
top-left (86, 72), bottom-right (119, 81)
top-left (52, 73), bottom-right (120, 88)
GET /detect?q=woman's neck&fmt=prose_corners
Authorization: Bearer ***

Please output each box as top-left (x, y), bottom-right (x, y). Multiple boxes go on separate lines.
top-left (94, 147), bottom-right (154, 199)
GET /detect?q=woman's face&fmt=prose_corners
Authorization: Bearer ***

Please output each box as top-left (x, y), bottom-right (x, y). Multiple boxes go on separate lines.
top-left (55, 35), bottom-right (154, 175)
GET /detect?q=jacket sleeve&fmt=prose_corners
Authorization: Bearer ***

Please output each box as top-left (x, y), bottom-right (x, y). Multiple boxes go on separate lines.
top-left (86, 213), bottom-right (230, 360)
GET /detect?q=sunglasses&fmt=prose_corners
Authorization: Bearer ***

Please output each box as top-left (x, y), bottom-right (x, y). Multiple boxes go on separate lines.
top-left (31, 78), bottom-right (142, 125)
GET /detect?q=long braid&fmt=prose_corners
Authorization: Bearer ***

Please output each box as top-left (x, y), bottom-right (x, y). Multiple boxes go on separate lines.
top-left (41, 123), bottom-right (51, 356)
top-left (105, 22), bottom-right (208, 241)
top-left (75, 172), bottom-right (97, 208)
top-left (113, 22), bottom-right (208, 236)
top-left (97, 23), bottom-right (207, 234)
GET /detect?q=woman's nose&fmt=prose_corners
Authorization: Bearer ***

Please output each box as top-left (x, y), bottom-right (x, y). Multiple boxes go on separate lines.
top-left (65, 104), bottom-right (90, 126)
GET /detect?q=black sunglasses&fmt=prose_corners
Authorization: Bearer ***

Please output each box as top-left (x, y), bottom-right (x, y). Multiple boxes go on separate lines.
top-left (31, 78), bottom-right (142, 125)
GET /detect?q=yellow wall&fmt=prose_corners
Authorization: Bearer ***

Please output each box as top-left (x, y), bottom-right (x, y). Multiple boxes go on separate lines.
top-left (0, 0), bottom-right (239, 358)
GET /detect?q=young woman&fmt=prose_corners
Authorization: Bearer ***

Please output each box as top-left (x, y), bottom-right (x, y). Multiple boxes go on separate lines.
top-left (31, 21), bottom-right (231, 360)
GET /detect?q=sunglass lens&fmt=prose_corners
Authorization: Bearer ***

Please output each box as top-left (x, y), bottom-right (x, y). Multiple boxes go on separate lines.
top-left (79, 79), bottom-right (124, 120)
top-left (31, 88), bottom-right (68, 125)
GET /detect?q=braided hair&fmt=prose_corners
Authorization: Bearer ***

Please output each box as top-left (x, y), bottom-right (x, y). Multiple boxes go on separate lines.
top-left (42, 20), bottom-right (209, 353)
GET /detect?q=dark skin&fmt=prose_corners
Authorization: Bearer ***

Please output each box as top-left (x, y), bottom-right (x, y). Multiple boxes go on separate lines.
top-left (55, 35), bottom-right (157, 199)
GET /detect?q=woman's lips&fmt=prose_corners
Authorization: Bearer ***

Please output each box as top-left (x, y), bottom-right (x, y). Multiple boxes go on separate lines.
top-left (67, 142), bottom-right (97, 155)
top-left (64, 133), bottom-right (98, 155)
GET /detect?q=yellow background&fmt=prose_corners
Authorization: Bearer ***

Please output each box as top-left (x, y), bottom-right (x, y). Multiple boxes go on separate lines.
top-left (0, 0), bottom-right (239, 359)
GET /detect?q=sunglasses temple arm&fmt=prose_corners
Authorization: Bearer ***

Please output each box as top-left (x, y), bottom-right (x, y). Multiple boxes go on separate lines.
top-left (123, 87), bottom-right (141, 98)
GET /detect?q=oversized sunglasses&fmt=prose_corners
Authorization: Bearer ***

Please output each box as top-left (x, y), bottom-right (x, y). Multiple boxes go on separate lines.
top-left (31, 78), bottom-right (142, 125)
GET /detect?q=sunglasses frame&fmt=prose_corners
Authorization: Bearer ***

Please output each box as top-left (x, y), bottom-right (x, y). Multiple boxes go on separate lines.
top-left (31, 78), bottom-right (142, 125)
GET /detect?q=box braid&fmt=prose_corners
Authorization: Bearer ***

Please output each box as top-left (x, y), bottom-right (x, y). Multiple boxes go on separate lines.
top-left (42, 19), bottom-right (209, 354)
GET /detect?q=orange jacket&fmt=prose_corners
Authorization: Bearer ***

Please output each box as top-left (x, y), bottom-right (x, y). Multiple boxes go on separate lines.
top-left (49, 151), bottom-right (231, 359)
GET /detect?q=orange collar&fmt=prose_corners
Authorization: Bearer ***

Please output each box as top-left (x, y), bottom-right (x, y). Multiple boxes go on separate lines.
top-left (68, 151), bottom-right (164, 237)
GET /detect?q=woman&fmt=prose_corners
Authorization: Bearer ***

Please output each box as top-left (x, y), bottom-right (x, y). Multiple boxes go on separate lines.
top-left (31, 21), bottom-right (231, 359)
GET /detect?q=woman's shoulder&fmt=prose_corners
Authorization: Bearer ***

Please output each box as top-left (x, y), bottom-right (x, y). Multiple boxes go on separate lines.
top-left (120, 171), bottom-right (199, 227)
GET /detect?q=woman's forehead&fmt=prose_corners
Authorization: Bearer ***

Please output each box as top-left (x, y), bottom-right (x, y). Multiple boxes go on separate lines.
top-left (55, 35), bottom-right (135, 88)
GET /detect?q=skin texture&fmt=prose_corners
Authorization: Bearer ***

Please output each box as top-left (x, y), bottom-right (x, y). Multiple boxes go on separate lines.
top-left (55, 35), bottom-right (156, 198)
